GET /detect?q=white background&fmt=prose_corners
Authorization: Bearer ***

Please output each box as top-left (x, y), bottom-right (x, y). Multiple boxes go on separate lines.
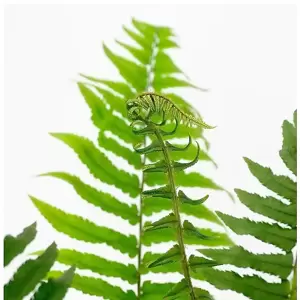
top-left (4, 4), bottom-right (297, 300)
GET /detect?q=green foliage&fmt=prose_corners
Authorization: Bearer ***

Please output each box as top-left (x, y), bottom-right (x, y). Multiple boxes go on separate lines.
top-left (31, 18), bottom-right (231, 299)
top-left (47, 271), bottom-right (136, 300)
top-left (4, 224), bottom-right (74, 300)
top-left (4, 222), bottom-right (37, 267)
top-left (198, 111), bottom-right (297, 300)
top-left (32, 266), bottom-right (75, 300)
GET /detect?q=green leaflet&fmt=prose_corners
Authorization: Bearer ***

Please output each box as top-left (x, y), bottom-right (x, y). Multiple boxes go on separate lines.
top-left (153, 75), bottom-right (197, 92)
top-left (145, 171), bottom-right (223, 190)
top-left (4, 222), bottom-right (37, 267)
top-left (78, 83), bottom-right (140, 145)
top-left (200, 246), bottom-right (293, 279)
top-left (78, 81), bottom-right (127, 118)
top-left (163, 279), bottom-right (213, 300)
top-left (142, 282), bottom-right (177, 300)
top-left (142, 226), bottom-right (231, 247)
top-left (135, 140), bottom-right (163, 154)
top-left (141, 252), bottom-right (218, 276)
top-left (178, 190), bottom-right (209, 206)
top-left (235, 189), bottom-right (296, 227)
top-left (41, 172), bottom-right (139, 225)
top-left (32, 266), bottom-right (75, 300)
top-left (148, 244), bottom-right (181, 268)
top-left (123, 26), bottom-right (153, 50)
top-left (103, 43), bottom-right (147, 91)
top-left (141, 252), bottom-right (181, 274)
top-left (142, 185), bottom-right (172, 198)
top-left (98, 132), bottom-right (142, 169)
top-left (156, 139), bottom-right (213, 165)
top-left (188, 255), bottom-right (219, 271)
top-left (143, 160), bottom-right (168, 173)
top-left (128, 18), bottom-right (178, 50)
top-left (196, 269), bottom-right (291, 300)
top-left (166, 136), bottom-right (193, 151)
top-left (4, 243), bottom-right (58, 300)
top-left (163, 279), bottom-right (188, 299)
top-left (172, 143), bottom-right (200, 171)
top-left (244, 157), bottom-right (297, 202)
top-left (179, 201), bottom-right (222, 225)
top-left (144, 213), bottom-right (177, 232)
top-left (217, 212), bottom-right (296, 252)
top-left (50, 133), bottom-right (140, 197)
top-left (79, 74), bottom-right (134, 99)
top-left (132, 18), bottom-right (174, 40)
top-left (47, 271), bottom-right (136, 300)
top-left (165, 144), bottom-right (214, 164)
top-left (143, 196), bottom-right (222, 224)
top-left (93, 85), bottom-right (128, 117)
top-left (183, 220), bottom-right (213, 240)
top-left (30, 196), bottom-right (137, 257)
top-left (142, 282), bottom-right (212, 300)
top-left (194, 289), bottom-right (214, 300)
top-left (279, 119), bottom-right (297, 175)
top-left (155, 51), bottom-right (182, 75)
top-left (47, 249), bottom-right (137, 284)
top-left (116, 40), bottom-right (150, 65)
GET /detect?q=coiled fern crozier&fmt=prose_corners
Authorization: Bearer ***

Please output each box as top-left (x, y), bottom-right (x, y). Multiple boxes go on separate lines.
top-left (127, 92), bottom-right (217, 299)
top-left (127, 92), bottom-right (216, 129)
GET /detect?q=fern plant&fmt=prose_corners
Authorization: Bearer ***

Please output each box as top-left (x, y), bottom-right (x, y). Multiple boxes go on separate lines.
top-left (195, 111), bottom-right (297, 300)
top-left (4, 222), bottom-right (75, 300)
top-left (30, 19), bottom-right (232, 299)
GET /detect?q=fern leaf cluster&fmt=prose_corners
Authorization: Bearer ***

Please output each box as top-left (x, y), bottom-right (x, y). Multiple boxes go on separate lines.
top-left (196, 111), bottom-right (297, 300)
top-left (4, 223), bottom-right (74, 300)
top-left (30, 19), bottom-right (231, 299)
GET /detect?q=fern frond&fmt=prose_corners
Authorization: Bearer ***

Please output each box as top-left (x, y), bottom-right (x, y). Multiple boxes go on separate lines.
top-left (127, 100), bottom-right (225, 299)
top-left (127, 92), bottom-right (216, 128)
top-left (199, 111), bottom-right (297, 300)
top-left (31, 18), bottom-right (230, 299)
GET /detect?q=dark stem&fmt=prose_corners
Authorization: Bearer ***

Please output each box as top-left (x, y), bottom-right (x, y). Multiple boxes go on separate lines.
top-left (154, 127), bottom-right (196, 300)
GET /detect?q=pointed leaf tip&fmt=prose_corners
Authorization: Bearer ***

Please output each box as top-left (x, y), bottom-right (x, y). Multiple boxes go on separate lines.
top-left (148, 244), bottom-right (180, 268)
top-left (4, 222), bottom-right (37, 266)
top-left (163, 279), bottom-right (188, 298)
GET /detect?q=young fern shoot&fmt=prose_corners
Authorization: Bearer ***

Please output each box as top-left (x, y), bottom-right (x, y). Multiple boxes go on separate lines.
top-left (127, 92), bottom-right (216, 300)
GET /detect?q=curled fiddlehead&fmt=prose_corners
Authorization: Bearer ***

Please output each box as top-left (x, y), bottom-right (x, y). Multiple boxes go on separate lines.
top-left (127, 92), bottom-right (215, 128)
top-left (127, 92), bottom-right (216, 300)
